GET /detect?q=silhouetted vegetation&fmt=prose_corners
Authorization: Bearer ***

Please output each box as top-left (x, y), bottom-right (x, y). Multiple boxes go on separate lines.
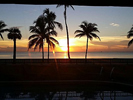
top-left (56, 4), bottom-right (75, 59)
top-left (74, 21), bottom-right (101, 59)
top-left (7, 27), bottom-right (22, 63)
top-left (0, 21), bottom-right (7, 40)
top-left (28, 14), bottom-right (59, 60)
top-left (127, 25), bottom-right (133, 47)
top-left (43, 8), bottom-right (63, 59)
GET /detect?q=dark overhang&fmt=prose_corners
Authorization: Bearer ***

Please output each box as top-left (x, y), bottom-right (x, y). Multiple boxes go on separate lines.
top-left (0, 0), bottom-right (132, 7)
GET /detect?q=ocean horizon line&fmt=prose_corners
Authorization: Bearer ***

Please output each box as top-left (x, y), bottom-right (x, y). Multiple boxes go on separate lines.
top-left (0, 52), bottom-right (133, 59)
top-left (1, 51), bottom-right (133, 53)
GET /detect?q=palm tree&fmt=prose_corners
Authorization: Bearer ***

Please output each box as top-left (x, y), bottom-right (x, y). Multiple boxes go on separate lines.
top-left (29, 26), bottom-right (45, 59)
top-left (0, 21), bottom-right (7, 40)
top-left (74, 21), bottom-right (101, 59)
top-left (56, 4), bottom-right (74, 59)
top-left (127, 25), bottom-right (133, 47)
top-left (43, 8), bottom-right (62, 59)
top-left (7, 27), bottom-right (22, 63)
top-left (45, 33), bottom-right (59, 53)
top-left (28, 15), bottom-right (59, 59)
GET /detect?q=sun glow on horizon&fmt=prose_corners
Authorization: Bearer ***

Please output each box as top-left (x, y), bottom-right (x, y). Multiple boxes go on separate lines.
top-left (60, 46), bottom-right (67, 52)
top-left (58, 39), bottom-right (75, 52)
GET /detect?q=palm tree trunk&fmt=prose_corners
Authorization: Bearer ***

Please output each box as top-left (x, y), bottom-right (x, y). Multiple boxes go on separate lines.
top-left (48, 43), bottom-right (49, 60)
top-left (85, 37), bottom-right (88, 59)
top-left (48, 28), bottom-right (50, 61)
top-left (64, 6), bottom-right (70, 59)
top-left (13, 38), bottom-right (16, 64)
top-left (42, 41), bottom-right (44, 60)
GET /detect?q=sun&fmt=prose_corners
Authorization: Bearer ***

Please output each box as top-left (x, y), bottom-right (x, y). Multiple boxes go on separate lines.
top-left (58, 39), bottom-right (67, 52)
top-left (61, 46), bottom-right (67, 52)
top-left (58, 38), bottom-right (75, 52)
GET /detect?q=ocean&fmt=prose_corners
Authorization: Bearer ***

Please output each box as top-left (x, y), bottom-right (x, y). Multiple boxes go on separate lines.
top-left (0, 52), bottom-right (133, 59)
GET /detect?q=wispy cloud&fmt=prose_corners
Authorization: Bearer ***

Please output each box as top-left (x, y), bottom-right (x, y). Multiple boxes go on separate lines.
top-left (110, 23), bottom-right (120, 27)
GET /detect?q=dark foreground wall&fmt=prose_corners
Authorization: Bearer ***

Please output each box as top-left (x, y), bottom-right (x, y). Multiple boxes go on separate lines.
top-left (0, 58), bottom-right (133, 64)
top-left (0, 59), bottom-right (133, 85)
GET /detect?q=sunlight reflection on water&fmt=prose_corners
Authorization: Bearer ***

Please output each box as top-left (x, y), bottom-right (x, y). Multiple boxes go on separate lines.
top-left (63, 52), bottom-right (67, 58)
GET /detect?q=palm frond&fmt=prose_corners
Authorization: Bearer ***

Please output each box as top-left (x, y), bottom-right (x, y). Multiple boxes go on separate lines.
top-left (29, 34), bottom-right (39, 40)
top-left (29, 26), bottom-right (41, 34)
top-left (28, 37), bottom-right (38, 50)
top-left (92, 23), bottom-right (98, 26)
top-left (70, 5), bottom-right (75, 10)
top-left (16, 33), bottom-right (22, 40)
top-left (7, 27), bottom-right (22, 40)
top-left (127, 33), bottom-right (133, 38)
top-left (49, 37), bottom-right (59, 45)
top-left (54, 21), bottom-right (63, 30)
top-left (75, 33), bottom-right (86, 38)
top-left (43, 8), bottom-right (50, 15)
top-left (0, 21), bottom-right (7, 30)
top-left (49, 41), bottom-right (55, 49)
top-left (0, 29), bottom-right (9, 33)
top-left (128, 39), bottom-right (133, 47)
top-left (0, 33), bottom-right (4, 40)
top-left (79, 25), bottom-right (86, 31)
top-left (128, 30), bottom-right (133, 34)
top-left (29, 26), bottom-right (35, 31)
top-left (56, 4), bottom-right (62, 8)
top-left (74, 30), bottom-right (83, 34)
top-left (128, 25), bottom-right (133, 33)
top-left (39, 43), bottom-right (44, 52)
top-left (92, 27), bottom-right (100, 33)
top-left (88, 35), bottom-right (93, 41)
top-left (82, 21), bottom-right (88, 27)
top-left (34, 38), bottom-right (43, 50)
top-left (127, 25), bottom-right (133, 39)
top-left (7, 33), bottom-right (13, 39)
top-left (64, 5), bottom-right (75, 10)
top-left (48, 30), bottom-right (58, 36)
top-left (34, 15), bottom-right (46, 32)
top-left (90, 33), bottom-right (101, 41)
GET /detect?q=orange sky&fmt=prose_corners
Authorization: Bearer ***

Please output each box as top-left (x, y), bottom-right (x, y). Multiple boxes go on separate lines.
top-left (0, 36), bottom-right (133, 52)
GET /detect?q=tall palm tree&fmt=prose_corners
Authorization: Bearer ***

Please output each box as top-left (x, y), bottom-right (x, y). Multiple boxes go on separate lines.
top-left (29, 26), bottom-right (59, 59)
top-left (28, 15), bottom-right (59, 59)
top-left (127, 25), bottom-right (133, 47)
top-left (74, 21), bottom-right (101, 59)
top-left (43, 8), bottom-right (62, 59)
top-left (7, 27), bottom-right (22, 63)
top-left (56, 4), bottom-right (74, 59)
top-left (0, 21), bottom-right (7, 40)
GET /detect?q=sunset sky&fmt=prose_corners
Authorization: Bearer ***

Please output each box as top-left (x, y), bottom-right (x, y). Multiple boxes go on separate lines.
top-left (0, 4), bottom-right (133, 52)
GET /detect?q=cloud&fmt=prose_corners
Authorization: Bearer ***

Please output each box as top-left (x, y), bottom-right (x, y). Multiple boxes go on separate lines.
top-left (110, 23), bottom-right (120, 27)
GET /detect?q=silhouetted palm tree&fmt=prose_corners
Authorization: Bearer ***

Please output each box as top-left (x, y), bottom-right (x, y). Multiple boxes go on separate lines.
top-left (28, 15), bottom-right (59, 59)
top-left (43, 8), bottom-right (62, 59)
top-left (0, 21), bottom-right (7, 40)
top-left (74, 21), bottom-right (101, 59)
top-left (29, 15), bottom-right (46, 59)
top-left (127, 25), bottom-right (133, 47)
top-left (7, 27), bottom-right (22, 63)
top-left (56, 4), bottom-right (74, 59)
